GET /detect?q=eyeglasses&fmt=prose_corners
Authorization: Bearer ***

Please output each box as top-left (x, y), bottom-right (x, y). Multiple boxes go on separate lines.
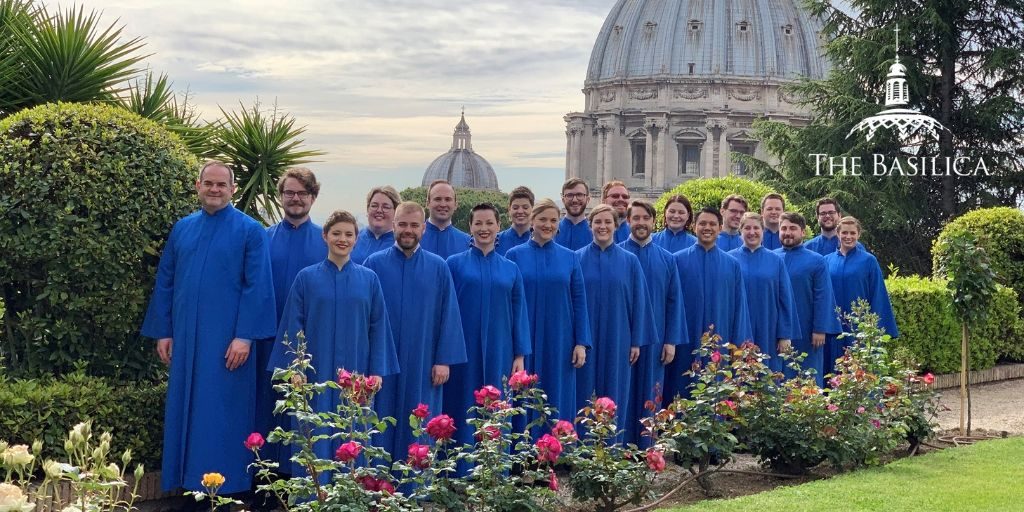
top-left (369, 203), bottom-right (394, 212)
top-left (282, 190), bottom-right (311, 199)
top-left (607, 194), bottom-right (630, 200)
top-left (563, 193), bottom-right (587, 200)
top-left (817, 210), bottom-right (838, 217)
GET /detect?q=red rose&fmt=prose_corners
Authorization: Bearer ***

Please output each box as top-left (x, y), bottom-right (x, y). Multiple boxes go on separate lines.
top-left (337, 368), bottom-right (353, 389)
top-left (487, 400), bottom-right (511, 411)
top-left (377, 479), bottom-right (395, 495)
top-left (358, 475), bottom-right (378, 491)
top-left (922, 373), bottom-right (935, 385)
top-left (710, 351), bottom-right (722, 364)
top-left (244, 432), bottom-right (265, 451)
top-left (334, 441), bottom-right (361, 462)
top-left (535, 434), bottom-right (563, 463)
top-left (509, 370), bottom-right (539, 390)
top-left (551, 420), bottom-right (577, 441)
top-left (473, 385), bottom-right (502, 406)
top-left (412, 403), bottom-right (430, 419)
top-left (364, 375), bottom-right (382, 392)
top-left (407, 443), bottom-right (431, 469)
top-left (645, 449), bottom-right (666, 472)
top-left (594, 397), bottom-right (617, 420)
top-left (475, 425), bottom-right (502, 442)
top-left (425, 414), bottom-right (457, 440)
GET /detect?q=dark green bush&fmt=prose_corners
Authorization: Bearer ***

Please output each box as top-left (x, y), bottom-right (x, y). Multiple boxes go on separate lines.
top-left (653, 176), bottom-right (788, 229)
top-left (399, 186), bottom-right (510, 232)
top-left (886, 275), bottom-right (1024, 373)
top-left (0, 371), bottom-right (165, 469)
top-left (0, 102), bottom-right (197, 378)
top-left (932, 207), bottom-right (1024, 306)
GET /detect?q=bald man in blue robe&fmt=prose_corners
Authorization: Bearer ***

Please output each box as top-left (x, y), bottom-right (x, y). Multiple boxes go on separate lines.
top-left (421, 180), bottom-right (471, 259)
top-left (142, 161), bottom-right (277, 494)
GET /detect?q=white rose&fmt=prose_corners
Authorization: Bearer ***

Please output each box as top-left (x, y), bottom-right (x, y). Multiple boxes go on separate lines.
top-left (0, 482), bottom-right (34, 512)
top-left (1, 445), bottom-right (32, 467)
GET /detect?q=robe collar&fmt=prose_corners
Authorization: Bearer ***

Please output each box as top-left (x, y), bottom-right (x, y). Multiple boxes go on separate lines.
top-left (628, 235), bottom-right (653, 247)
top-left (427, 218), bottom-right (453, 231)
top-left (323, 258), bottom-right (352, 272)
top-left (470, 245), bottom-right (496, 258)
top-left (365, 227), bottom-right (394, 240)
top-left (392, 243), bottom-right (421, 258)
top-left (837, 244), bottom-right (862, 258)
top-left (528, 238), bottom-right (554, 249)
top-left (202, 203), bottom-right (234, 217)
top-left (740, 245), bottom-right (762, 253)
top-left (283, 217), bottom-right (313, 230)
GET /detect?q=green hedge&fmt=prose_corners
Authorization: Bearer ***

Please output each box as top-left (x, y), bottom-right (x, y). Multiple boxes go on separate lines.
top-left (654, 176), bottom-right (787, 218)
top-left (932, 207), bottom-right (1024, 306)
top-left (399, 186), bottom-right (510, 232)
top-left (887, 275), bottom-right (1024, 373)
top-left (0, 372), bottom-right (165, 469)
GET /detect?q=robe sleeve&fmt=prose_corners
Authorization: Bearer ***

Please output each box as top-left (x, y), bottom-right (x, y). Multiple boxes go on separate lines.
top-left (570, 253), bottom-right (593, 348)
top-left (511, 267), bottom-right (532, 357)
top-left (775, 259), bottom-right (797, 340)
top-left (812, 259), bottom-right (842, 335)
top-left (732, 266), bottom-right (754, 345)
top-left (141, 223), bottom-right (179, 340)
top-left (868, 258), bottom-right (900, 338)
top-left (268, 272), bottom-right (307, 372)
top-left (234, 224), bottom-right (278, 341)
top-left (629, 257), bottom-right (655, 348)
top-left (433, 265), bottom-right (468, 365)
top-left (368, 272), bottom-right (400, 376)
top-left (665, 256), bottom-right (686, 346)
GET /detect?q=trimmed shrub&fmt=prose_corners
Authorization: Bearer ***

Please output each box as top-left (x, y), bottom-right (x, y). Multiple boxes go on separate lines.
top-left (0, 371), bottom-right (166, 469)
top-left (654, 176), bottom-right (786, 228)
top-left (399, 186), bottom-right (510, 232)
top-left (932, 207), bottom-right (1024, 305)
top-left (0, 102), bottom-right (197, 378)
top-left (886, 275), bottom-right (1024, 373)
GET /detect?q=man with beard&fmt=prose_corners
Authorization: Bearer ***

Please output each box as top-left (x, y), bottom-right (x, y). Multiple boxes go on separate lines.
top-left (760, 193), bottom-right (785, 250)
top-left (142, 160), bottom-right (276, 496)
top-left (619, 200), bottom-right (684, 446)
top-left (774, 212), bottom-right (842, 385)
top-left (666, 208), bottom-right (751, 404)
top-left (364, 202), bottom-right (467, 461)
top-left (805, 198), bottom-right (864, 255)
top-left (260, 168), bottom-right (327, 464)
top-left (555, 178), bottom-right (592, 250)
top-left (717, 194), bottom-right (747, 251)
top-left (496, 186), bottom-right (534, 256)
top-left (421, 179), bottom-right (471, 258)
top-left (602, 180), bottom-right (632, 243)
top-left (352, 185), bottom-right (401, 264)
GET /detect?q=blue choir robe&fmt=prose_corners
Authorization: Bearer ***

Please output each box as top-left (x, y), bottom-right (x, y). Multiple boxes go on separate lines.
top-left (620, 238), bottom-right (685, 446)
top-left (666, 245), bottom-right (752, 403)
top-left (717, 232), bottom-right (743, 252)
top-left (774, 245), bottom-right (842, 385)
top-left (352, 228), bottom-right (395, 264)
top-left (762, 229), bottom-right (782, 250)
top-left (444, 247), bottom-right (532, 470)
top-left (363, 247), bottom-right (467, 460)
top-left (614, 221), bottom-right (631, 244)
top-left (269, 260), bottom-right (400, 474)
top-left (651, 229), bottom-right (697, 253)
top-left (496, 227), bottom-right (531, 257)
top-left (806, 233), bottom-right (865, 256)
top-left (555, 217), bottom-right (591, 250)
top-left (421, 221), bottom-right (471, 259)
top-left (576, 242), bottom-right (655, 437)
top-left (506, 240), bottom-right (592, 422)
top-left (142, 205), bottom-right (277, 493)
top-left (824, 246), bottom-right (899, 373)
top-left (728, 246), bottom-right (797, 372)
top-left (259, 219), bottom-right (326, 462)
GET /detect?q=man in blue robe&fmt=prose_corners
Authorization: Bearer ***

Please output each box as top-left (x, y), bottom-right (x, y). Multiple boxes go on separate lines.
top-left (142, 160), bottom-right (277, 494)
top-left (555, 178), bottom-right (592, 250)
top-left (352, 186), bottom-right (402, 264)
top-left (806, 198), bottom-right (864, 255)
top-left (269, 210), bottom-right (400, 475)
top-left (496, 186), bottom-right (534, 256)
top-left (666, 208), bottom-right (752, 404)
top-left (774, 212), bottom-right (842, 385)
top-left (716, 195), bottom-right (747, 251)
top-left (602, 180), bottom-right (632, 243)
top-left (760, 193), bottom-right (785, 250)
top-left (364, 202), bottom-right (467, 462)
top-left (260, 168), bottom-right (327, 464)
top-left (620, 201), bottom-right (684, 446)
top-left (421, 180), bottom-right (471, 258)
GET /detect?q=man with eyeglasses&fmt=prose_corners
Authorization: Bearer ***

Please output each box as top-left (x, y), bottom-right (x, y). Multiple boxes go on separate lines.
top-left (352, 186), bottom-right (402, 264)
top-left (717, 194), bottom-right (747, 251)
top-left (805, 197), bottom-right (863, 256)
top-left (555, 178), bottom-right (593, 250)
top-left (602, 180), bottom-right (632, 243)
top-left (421, 179), bottom-right (472, 258)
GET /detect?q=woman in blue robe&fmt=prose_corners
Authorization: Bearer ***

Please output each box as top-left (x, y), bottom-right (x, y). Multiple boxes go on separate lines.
top-left (352, 186), bottom-right (401, 264)
top-left (496, 186), bottom-right (534, 256)
top-left (269, 210), bottom-right (400, 474)
top-left (728, 213), bottom-right (797, 372)
top-left (577, 204), bottom-right (655, 438)
top-left (824, 217), bottom-right (899, 374)
top-left (651, 194), bottom-right (697, 253)
top-left (506, 199), bottom-right (592, 424)
top-left (445, 204), bottom-right (531, 466)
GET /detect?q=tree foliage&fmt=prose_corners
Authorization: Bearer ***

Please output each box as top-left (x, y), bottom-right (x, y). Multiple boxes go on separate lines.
top-left (399, 186), bottom-right (510, 232)
top-left (654, 176), bottom-right (787, 223)
top-left (749, 0), bottom-right (1024, 274)
top-left (0, 103), bottom-right (197, 378)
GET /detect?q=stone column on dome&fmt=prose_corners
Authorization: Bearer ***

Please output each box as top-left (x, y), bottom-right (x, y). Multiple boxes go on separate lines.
top-left (597, 118), bottom-right (616, 184)
top-left (644, 121), bottom-right (654, 185)
top-left (653, 119), bottom-right (668, 190)
top-left (595, 122), bottom-right (607, 186)
top-left (571, 125), bottom-right (584, 179)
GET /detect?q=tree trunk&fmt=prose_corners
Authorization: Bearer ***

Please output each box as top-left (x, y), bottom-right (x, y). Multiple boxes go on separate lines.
top-left (938, 16), bottom-right (957, 217)
top-left (960, 322), bottom-right (968, 435)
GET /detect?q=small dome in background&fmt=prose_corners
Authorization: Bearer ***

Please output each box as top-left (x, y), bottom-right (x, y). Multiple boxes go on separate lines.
top-left (421, 112), bottom-right (499, 191)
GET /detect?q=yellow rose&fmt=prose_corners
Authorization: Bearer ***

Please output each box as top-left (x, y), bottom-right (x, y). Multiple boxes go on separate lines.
top-left (1, 445), bottom-right (33, 467)
top-left (0, 482), bottom-right (34, 512)
top-left (201, 472), bottom-right (225, 489)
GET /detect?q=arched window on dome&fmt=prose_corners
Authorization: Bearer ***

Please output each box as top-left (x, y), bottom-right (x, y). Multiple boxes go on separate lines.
top-left (675, 130), bottom-right (706, 177)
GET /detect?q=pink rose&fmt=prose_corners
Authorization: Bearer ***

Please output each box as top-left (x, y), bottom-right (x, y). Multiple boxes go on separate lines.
top-left (377, 479), bottom-right (395, 495)
top-left (826, 404), bottom-right (839, 412)
top-left (856, 406), bottom-right (866, 414)
top-left (337, 368), bottom-right (353, 389)
top-left (551, 420), bottom-right (577, 441)
top-left (244, 432), bottom-right (265, 451)
top-left (364, 375), bottom-right (382, 392)
top-left (425, 414), bottom-right (457, 440)
top-left (535, 434), bottom-right (563, 463)
top-left (922, 373), bottom-right (935, 385)
top-left (487, 400), bottom-right (511, 411)
top-left (407, 443), bottom-right (431, 469)
top-left (548, 469), bottom-right (558, 491)
top-left (710, 351), bottom-right (722, 363)
top-left (474, 385), bottom-right (502, 405)
top-left (594, 397), bottom-right (617, 420)
top-left (645, 449), bottom-right (666, 472)
top-left (335, 441), bottom-right (362, 462)
top-left (412, 403), bottom-right (430, 419)
top-left (509, 371), bottom-right (539, 391)
top-left (871, 419), bottom-right (882, 429)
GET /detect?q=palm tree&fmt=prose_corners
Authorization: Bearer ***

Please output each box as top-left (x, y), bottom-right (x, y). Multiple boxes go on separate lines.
top-left (118, 71), bottom-right (219, 158)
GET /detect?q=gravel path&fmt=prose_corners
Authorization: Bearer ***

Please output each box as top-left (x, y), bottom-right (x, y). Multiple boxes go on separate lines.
top-left (936, 378), bottom-right (1024, 434)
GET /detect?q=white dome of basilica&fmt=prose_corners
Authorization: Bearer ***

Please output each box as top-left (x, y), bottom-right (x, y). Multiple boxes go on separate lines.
top-left (421, 112), bottom-right (500, 191)
top-left (565, 0), bottom-right (831, 197)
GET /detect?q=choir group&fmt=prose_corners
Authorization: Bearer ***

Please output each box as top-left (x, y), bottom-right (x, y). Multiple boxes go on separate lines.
top-left (143, 162), bottom-right (899, 493)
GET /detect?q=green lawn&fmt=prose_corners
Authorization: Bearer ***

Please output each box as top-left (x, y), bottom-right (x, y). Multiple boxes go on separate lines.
top-left (669, 437), bottom-right (1024, 512)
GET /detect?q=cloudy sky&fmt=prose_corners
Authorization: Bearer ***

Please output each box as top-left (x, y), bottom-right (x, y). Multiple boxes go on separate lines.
top-left (71, 0), bottom-right (618, 221)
